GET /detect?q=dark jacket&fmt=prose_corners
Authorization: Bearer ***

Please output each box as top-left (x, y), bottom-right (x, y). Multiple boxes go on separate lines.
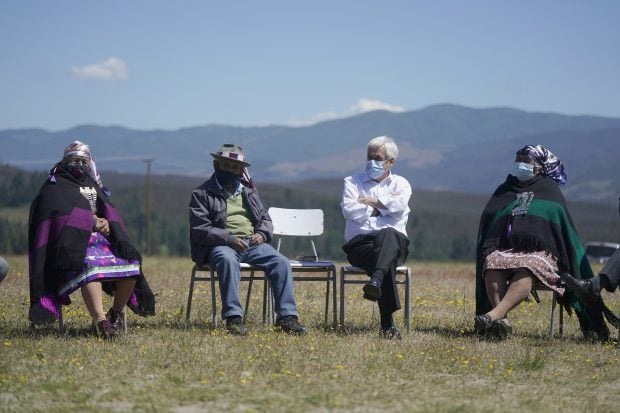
top-left (189, 175), bottom-right (273, 265)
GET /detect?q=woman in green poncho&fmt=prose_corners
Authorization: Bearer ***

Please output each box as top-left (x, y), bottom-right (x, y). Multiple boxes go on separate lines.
top-left (474, 144), bottom-right (616, 341)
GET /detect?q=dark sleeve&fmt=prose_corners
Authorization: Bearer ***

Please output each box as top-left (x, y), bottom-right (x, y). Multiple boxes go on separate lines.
top-left (189, 189), bottom-right (236, 253)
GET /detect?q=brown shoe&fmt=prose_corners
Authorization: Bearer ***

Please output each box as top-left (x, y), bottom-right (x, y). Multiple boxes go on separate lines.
top-left (275, 315), bottom-right (307, 335)
top-left (95, 319), bottom-right (117, 339)
top-left (225, 316), bottom-right (249, 336)
top-left (106, 308), bottom-right (126, 334)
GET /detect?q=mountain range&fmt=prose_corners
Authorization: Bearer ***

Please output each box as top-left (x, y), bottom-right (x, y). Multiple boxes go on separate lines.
top-left (1, 103), bottom-right (618, 204)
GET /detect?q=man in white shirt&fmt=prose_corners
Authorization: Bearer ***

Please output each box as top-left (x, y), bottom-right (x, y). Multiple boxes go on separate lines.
top-left (341, 136), bottom-right (412, 339)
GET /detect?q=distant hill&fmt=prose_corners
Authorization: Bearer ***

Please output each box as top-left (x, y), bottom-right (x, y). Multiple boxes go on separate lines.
top-left (1, 103), bottom-right (618, 204)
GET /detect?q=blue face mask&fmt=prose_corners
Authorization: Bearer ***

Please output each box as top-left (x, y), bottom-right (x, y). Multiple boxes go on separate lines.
top-left (366, 160), bottom-right (386, 180)
top-left (513, 162), bottom-right (535, 181)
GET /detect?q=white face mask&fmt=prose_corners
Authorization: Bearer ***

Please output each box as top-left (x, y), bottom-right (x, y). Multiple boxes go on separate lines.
top-left (513, 162), bottom-right (535, 181)
top-left (365, 160), bottom-right (386, 180)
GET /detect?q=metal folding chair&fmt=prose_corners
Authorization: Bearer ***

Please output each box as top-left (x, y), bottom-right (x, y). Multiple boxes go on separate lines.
top-left (185, 263), bottom-right (271, 326)
top-left (339, 265), bottom-right (411, 333)
top-left (529, 281), bottom-right (564, 338)
top-left (268, 207), bottom-right (338, 327)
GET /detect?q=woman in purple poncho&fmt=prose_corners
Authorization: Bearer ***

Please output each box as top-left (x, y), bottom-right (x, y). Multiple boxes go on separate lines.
top-left (28, 141), bottom-right (154, 338)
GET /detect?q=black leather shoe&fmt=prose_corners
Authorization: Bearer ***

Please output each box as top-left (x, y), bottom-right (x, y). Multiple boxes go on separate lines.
top-left (363, 278), bottom-right (382, 301)
top-left (275, 315), bottom-right (307, 335)
top-left (474, 314), bottom-right (493, 336)
top-left (563, 274), bottom-right (599, 307)
top-left (226, 316), bottom-right (249, 336)
top-left (381, 325), bottom-right (402, 340)
top-left (491, 319), bottom-right (513, 340)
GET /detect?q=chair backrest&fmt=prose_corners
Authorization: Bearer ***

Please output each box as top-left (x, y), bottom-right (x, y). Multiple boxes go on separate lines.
top-left (268, 207), bottom-right (324, 260)
top-left (269, 207), bottom-right (324, 236)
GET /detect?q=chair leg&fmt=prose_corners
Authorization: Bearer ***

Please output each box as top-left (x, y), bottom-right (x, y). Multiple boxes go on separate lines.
top-left (324, 277), bottom-right (330, 325)
top-left (405, 271), bottom-right (411, 334)
top-left (244, 271), bottom-right (254, 323)
top-left (210, 270), bottom-right (218, 327)
top-left (262, 278), bottom-right (268, 323)
top-left (186, 270), bottom-right (196, 322)
top-left (339, 268), bottom-right (345, 328)
top-left (332, 267), bottom-right (338, 328)
top-left (549, 292), bottom-right (557, 338)
top-left (268, 282), bottom-right (275, 324)
top-left (559, 301), bottom-right (564, 337)
top-left (59, 307), bottom-right (64, 334)
top-left (261, 277), bottom-right (275, 325)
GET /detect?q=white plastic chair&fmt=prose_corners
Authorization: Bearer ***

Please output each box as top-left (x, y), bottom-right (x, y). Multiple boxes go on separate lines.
top-left (268, 207), bottom-right (337, 327)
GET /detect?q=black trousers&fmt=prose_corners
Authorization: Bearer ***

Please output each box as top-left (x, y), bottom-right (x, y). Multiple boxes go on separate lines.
top-left (342, 227), bottom-right (409, 315)
top-left (600, 247), bottom-right (620, 292)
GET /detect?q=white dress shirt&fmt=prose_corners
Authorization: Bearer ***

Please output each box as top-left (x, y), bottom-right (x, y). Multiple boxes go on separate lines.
top-left (341, 170), bottom-right (412, 242)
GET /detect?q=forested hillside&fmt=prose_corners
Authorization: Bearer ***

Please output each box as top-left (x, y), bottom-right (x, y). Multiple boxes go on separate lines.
top-left (1, 165), bottom-right (618, 260)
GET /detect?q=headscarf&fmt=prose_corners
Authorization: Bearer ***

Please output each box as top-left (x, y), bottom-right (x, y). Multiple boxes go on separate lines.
top-left (241, 167), bottom-right (255, 190)
top-left (516, 144), bottom-right (567, 185)
top-left (49, 140), bottom-right (111, 196)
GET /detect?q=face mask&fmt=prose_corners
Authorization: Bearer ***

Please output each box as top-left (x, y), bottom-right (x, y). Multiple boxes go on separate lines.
top-left (365, 160), bottom-right (386, 180)
top-left (214, 164), bottom-right (241, 187)
top-left (513, 162), bottom-right (535, 181)
top-left (64, 162), bottom-right (88, 180)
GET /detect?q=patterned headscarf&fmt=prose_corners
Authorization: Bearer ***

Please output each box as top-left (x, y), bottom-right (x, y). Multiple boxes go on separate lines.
top-left (49, 140), bottom-right (111, 196)
top-left (516, 144), bottom-right (567, 185)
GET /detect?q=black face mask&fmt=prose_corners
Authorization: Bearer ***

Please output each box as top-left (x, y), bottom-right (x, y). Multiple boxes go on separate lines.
top-left (214, 163), bottom-right (241, 187)
top-left (63, 162), bottom-right (88, 181)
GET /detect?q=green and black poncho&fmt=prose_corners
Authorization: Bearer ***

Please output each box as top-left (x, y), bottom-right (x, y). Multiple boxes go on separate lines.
top-left (475, 174), bottom-right (617, 340)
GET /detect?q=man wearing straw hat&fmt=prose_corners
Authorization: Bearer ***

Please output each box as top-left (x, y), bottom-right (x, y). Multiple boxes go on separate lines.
top-left (189, 144), bottom-right (307, 336)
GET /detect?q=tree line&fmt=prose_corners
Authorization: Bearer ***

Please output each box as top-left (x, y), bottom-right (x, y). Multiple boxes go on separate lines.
top-left (1, 165), bottom-right (618, 260)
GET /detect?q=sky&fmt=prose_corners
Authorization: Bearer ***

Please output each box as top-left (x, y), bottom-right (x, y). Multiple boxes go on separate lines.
top-left (1, 0), bottom-right (619, 131)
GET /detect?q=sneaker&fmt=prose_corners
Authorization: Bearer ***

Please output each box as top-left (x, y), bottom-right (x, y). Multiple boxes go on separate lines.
top-left (95, 319), bottom-right (117, 339)
top-left (381, 325), bottom-right (402, 340)
top-left (275, 315), bottom-right (307, 335)
top-left (225, 316), bottom-right (249, 336)
top-left (106, 308), bottom-right (126, 334)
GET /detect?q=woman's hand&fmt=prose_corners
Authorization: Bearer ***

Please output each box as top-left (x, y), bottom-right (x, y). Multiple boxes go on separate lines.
top-left (94, 216), bottom-right (110, 237)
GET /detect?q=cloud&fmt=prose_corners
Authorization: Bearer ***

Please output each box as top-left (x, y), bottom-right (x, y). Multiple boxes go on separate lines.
top-left (71, 57), bottom-right (128, 81)
top-left (287, 98), bottom-right (406, 126)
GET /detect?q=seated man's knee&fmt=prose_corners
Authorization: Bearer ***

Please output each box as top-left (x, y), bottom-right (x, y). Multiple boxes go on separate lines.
top-left (209, 246), bottom-right (238, 265)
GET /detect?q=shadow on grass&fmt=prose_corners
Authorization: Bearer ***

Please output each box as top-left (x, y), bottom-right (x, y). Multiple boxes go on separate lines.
top-left (413, 325), bottom-right (478, 339)
top-left (9, 323), bottom-right (98, 339)
top-left (336, 324), bottom-right (381, 337)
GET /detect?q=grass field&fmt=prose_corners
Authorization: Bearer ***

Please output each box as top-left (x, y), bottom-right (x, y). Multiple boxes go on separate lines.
top-left (0, 255), bottom-right (618, 413)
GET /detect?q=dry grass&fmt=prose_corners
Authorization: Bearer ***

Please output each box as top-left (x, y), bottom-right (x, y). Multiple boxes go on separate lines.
top-left (0, 255), bottom-right (618, 413)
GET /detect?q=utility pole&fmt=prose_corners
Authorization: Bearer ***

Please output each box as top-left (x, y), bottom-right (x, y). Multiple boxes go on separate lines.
top-left (143, 158), bottom-right (154, 255)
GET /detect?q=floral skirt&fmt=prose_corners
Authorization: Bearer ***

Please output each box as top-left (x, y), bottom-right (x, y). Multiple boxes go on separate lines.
top-left (58, 232), bottom-right (141, 297)
top-left (483, 249), bottom-right (565, 296)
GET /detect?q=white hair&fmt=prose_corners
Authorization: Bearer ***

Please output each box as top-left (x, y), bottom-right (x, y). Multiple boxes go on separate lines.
top-left (367, 136), bottom-right (398, 160)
